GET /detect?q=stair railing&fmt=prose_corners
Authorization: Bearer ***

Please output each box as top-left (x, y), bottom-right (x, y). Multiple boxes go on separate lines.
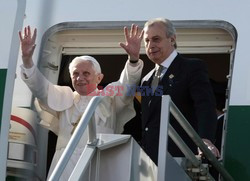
top-left (48, 96), bottom-right (108, 181)
top-left (158, 95), bottom-right (234, 181)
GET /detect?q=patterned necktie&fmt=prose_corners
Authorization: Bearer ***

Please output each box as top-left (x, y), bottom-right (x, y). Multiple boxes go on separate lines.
top-left (151, 65), bottom-right (163, 92)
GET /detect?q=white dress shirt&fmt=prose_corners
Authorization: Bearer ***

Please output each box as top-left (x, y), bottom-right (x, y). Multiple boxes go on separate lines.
top-left (155, 50), bottom-right (177, 79)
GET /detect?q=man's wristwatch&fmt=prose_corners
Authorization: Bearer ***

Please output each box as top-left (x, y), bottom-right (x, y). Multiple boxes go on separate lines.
top-left (129, 59), bottom-right (139, 63)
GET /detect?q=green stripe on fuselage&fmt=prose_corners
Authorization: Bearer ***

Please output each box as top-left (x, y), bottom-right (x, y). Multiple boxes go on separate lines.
top-left (0, 69), bottom-right (7, 129)
top-left (224, 105), bottom-right (250, 180)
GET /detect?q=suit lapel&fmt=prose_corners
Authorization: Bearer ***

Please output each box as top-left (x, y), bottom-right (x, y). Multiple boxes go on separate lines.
top-left (141, 69), bottom-right (155, 128)
top-left (141, 68), bottom-right (155, 86)
top-left (161, 54), bottom-right (183, 95)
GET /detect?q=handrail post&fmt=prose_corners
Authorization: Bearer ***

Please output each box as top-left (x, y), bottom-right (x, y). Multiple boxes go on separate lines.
top-left (88, 116), bottom-right (98, 145)
top-left (157, 95), bottom-right (171, 181)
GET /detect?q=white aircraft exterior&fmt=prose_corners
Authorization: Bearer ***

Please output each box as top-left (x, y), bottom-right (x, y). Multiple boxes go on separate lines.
top-left (1, 0), bottom-right (250, 180)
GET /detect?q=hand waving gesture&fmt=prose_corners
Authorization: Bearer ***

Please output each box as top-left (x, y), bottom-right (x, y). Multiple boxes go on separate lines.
top-left (18, 26), bottom-right (37, 68)
top-left (119, 24), bottom-right (144, 60)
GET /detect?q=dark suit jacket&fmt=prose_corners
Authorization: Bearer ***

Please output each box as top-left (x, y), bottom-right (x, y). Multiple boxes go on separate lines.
top-left (140, 53), bottom-right (217, 164)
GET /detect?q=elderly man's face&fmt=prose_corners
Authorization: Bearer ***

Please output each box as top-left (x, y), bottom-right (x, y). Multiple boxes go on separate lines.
top-left (71, 61), bottom-right (103, 95)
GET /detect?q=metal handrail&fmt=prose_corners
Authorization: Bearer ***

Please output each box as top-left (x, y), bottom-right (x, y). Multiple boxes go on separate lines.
top-left (168, 125), bottom-right (215, 181)
top-left (168, 125), bottom-right (200, 167)
top-left (48, 96), bottom-right (107, 181)
top-left (158, 95), bottom-right (234, 181)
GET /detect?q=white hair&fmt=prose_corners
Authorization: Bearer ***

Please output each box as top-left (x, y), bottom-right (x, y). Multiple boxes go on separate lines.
top-left (68, 55), bottom-right (101, 76)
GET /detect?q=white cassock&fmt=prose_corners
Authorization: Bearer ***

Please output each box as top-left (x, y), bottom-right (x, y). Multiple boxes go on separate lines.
top-left (21, 60), bottom-right (143, 180)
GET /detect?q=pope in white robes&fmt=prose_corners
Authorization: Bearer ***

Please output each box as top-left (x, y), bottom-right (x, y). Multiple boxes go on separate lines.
top-left (19, 26), bottom-right (144, 180)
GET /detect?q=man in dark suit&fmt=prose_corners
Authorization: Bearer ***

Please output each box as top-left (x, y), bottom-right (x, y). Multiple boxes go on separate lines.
top-left (120, 18), bottom-right (219, 165)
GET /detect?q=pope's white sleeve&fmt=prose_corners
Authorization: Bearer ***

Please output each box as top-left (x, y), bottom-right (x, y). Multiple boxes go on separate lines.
top-left (112, 59), bottom-right (144, 133)
top-left (117, 59), bottom-right (143, 106)
top-left (21, 65), bottom-right (50, 105)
